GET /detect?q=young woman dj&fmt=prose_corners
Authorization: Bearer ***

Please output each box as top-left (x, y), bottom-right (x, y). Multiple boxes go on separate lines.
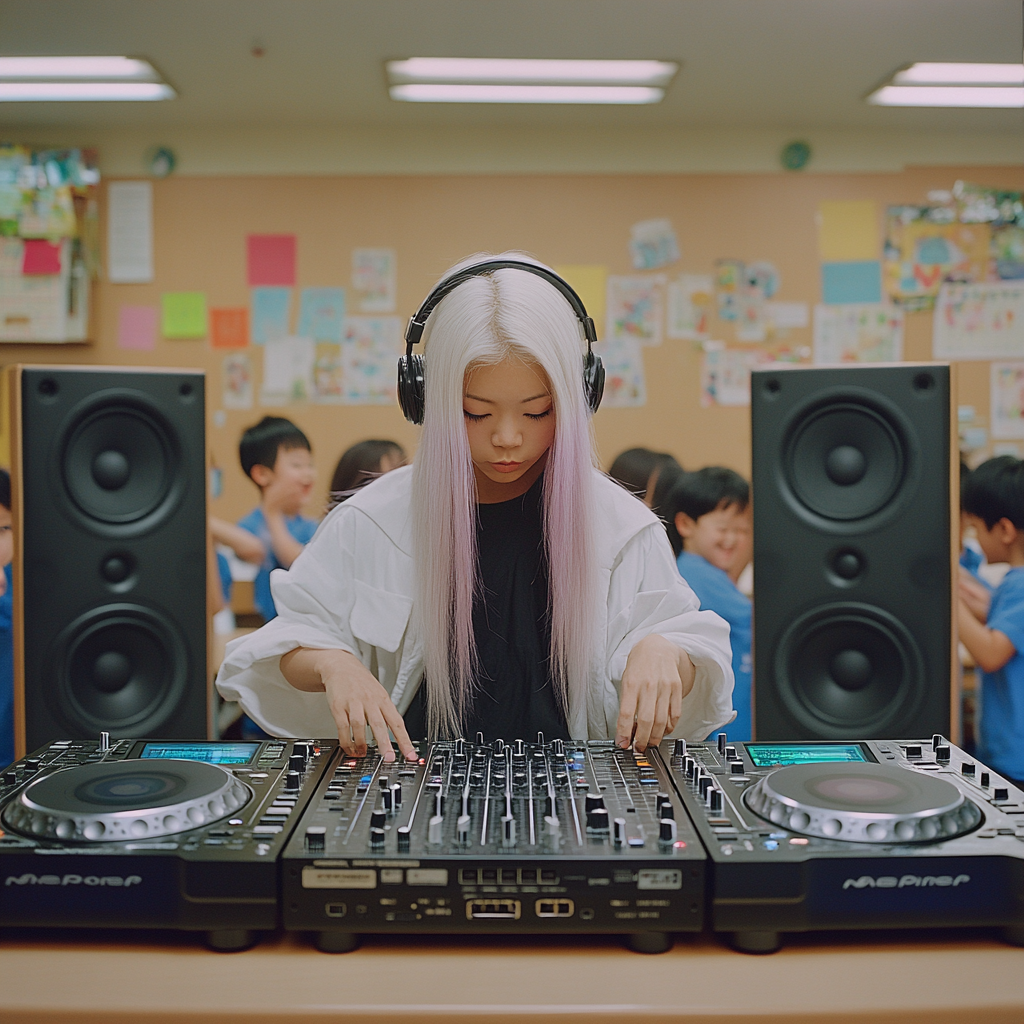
top-left (217, 255), bottom-right (734, 761)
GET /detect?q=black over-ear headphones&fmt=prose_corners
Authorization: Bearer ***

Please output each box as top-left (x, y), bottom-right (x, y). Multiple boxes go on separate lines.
top-left (397, 259), bottom-right (605, 425)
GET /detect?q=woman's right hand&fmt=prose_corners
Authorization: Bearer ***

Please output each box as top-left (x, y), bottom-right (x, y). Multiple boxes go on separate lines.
top-left (279, 648), bottom-right (417, 763)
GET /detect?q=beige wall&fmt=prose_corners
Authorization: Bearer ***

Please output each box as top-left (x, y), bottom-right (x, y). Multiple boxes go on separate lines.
top-left (1, 163), bottom-right (1021, 523)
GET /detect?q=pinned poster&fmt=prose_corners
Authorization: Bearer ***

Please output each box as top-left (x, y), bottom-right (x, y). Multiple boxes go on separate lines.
top-left (260, 336), bottom-right (316, 405)
top-left (247, 234), bottom-right (296, 287)
top-left (117, 305), bottom-right (157, 351)
top-left (700, 342), bottom-right (768, 407)
top-left (629, 219), bottom-right (680, 271)
top-left (821, 261), bottom-right (882, 305)
top-left (250, 286), bottom-right (291, 344)
top-left (313, 342), bottom-right (344, 403)
top-left (813, 304), bottom-right (904, 364)
top-left (222, 352), bottom-right (254, 410)
top-left (298, 286), bottom-right (345, 342)
top-left (818, 201), bottom-right (879, 261)
top-left (667, 274), bottom-right (712, 341)
top-left (933, 282), bottom-right (1024, 360)
top-left (765, 301), bottom-right (810, 330)
top-left (342, 316), bottom-right (403, 404)
top-left (210, 307), bottom-right (249, 349)
top-left (21, 239), bottom-right (61, 275)
top-left (554, 265), bottom-right (607, 324)
top-left (107, 180), bottom-right (153, 283)
top-left (714, 259), bottom-right (743, 321)
top-left (161, 292), bottom-right (207, 339)
top-left (352, 249), bottom-right (396, 313)
top-left (991, 362), bottom-right (1024, 439)
top-left (607, 275), bottom-right (662, 346)
top-left (594, 335), bottom-right (646, 407)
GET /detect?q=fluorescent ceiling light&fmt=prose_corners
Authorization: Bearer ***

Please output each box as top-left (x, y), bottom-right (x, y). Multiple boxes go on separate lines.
top-left (387, 58), bottom-right (677, 86)
top-left (390, 83), bottom-right (664, 104)
top-left (868, 85), bottom-right (1024, 108)
top-left (0, 56), bottom-right (159, 80)
top-left (0, 81), bottom-right (175, 101)
top-left (893, 62), bottom-right (1024, 85)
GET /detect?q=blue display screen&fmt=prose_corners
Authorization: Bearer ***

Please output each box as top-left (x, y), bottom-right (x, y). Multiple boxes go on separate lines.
top-left (745, 743), bottom-right (869, 767)
top-left (140, 743), bottom-right (259, 765)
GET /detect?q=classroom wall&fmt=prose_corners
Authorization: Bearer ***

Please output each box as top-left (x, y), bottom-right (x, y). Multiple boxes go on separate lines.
top-left (1, 163), bottom-right (1021, 523)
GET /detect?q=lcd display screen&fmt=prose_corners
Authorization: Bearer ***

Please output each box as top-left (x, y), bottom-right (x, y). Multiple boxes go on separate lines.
top-left (139, 742), bottom-right (259, 765)
top-left (745, 743), bottom-right (870, 767)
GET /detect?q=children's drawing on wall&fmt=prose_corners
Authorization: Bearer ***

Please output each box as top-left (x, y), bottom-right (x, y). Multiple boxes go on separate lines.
top-left (250, 286), bottom-right (291, 344)
top-left (667, 274), bottom-right (712, 341)
top-left (629, 219), bottom-right (680, 271)
top-left (700, 342), bottom-right (767, 407)
top-left (594, 335), bottom-right (646, 407)
top-left (991, 362), bottom-right (1024, 440)
top-left (313, 342), bottom-right (344, 403)
top-left (607, 275), bottom-right (662, 347)
top-left (298, 287), bottom-right (345, 343)
top-left (342, 316), bottom-right (402, 403)
top-left (933, 283), bottom-right (1024, 360)
top-left (813, 304), bottom-right (904, 364)
top-left (352, 248), bottom-right (397, 313)
top-left (222, 352), bottom-right (254, 410)
top-left (714, 259), bottom-right (743, 321)
top-left (260, 336), bottom-right (315, 406)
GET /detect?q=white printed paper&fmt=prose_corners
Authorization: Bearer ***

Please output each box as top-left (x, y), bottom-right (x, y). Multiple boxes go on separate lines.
top-left (766, 301), bottom-right (810, 329)
top-left (342, 316), bottom-right (402, 404)
top-left (594, 335), bottom-right (646, 407)
top-left (813, 304), bottom-right (904, 364)
top-left (629, 219), bottom-right (680, 271)
top-left (260, 336), bottom-right (316, 405)
top-left (933, 283), bottom-right (1024, 360)
top-left (607, 275), bottom-right (663, 347)
top-left (222, 352), bottom-right (254, 410)
top-left (352, 249), bottom-right (397, 313)
top-left (107, 181), bottom-right (153, 283)
top-left (667, 274), bottom-right (712, 341)
top-left (700, 342), bottom-right (767, 407)
top-left (991, 362), bottom-right (1024, 439)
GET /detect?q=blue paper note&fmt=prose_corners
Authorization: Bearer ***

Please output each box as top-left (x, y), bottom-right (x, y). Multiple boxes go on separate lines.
top-left (821, 261), bottom-right (882, 305)
top-left (298, 287), bottom-right (345, 343)
top-left (250, 287), bottom-right (291, 345)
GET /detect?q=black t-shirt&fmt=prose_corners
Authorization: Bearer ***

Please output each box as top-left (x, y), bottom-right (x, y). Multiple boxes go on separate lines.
top-left (404, 473), bottom-right (568, 742)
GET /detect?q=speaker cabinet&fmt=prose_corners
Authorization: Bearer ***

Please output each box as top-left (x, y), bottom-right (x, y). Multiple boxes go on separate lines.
top-left (751, 364), bottom-right (957, 741)
top-left (9, 366), bottom-right (209, 757)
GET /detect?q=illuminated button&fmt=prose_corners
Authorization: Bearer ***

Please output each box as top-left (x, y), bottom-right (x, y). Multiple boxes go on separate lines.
top-left (762, 840), bottom-right (779, 850)
top-left (789, 837), bottom-right (809, 845)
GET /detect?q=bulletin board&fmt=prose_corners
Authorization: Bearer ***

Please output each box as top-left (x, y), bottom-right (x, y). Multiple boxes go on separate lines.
top-left (0, 164), bottom-right (1021, 523)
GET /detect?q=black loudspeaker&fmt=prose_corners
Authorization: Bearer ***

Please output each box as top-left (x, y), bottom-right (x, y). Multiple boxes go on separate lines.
top-left (9, 366), bottom-right (208, 757)
top-left (751, 364), bottom-right (956, 741)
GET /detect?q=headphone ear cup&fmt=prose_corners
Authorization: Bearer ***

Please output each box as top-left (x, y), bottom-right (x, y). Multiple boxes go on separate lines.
top-left (397, 353), bottom-right (426, 425)
top-left (583, 351), bottom-right (604, 414)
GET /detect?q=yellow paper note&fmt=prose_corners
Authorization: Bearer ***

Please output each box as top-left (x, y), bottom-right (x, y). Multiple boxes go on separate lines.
top-left (554, 265), bottom-right (607, 325)
top-left (818, 201), bottom-right (879, 262)
top-left (162, 291), bottom-right (207, 339)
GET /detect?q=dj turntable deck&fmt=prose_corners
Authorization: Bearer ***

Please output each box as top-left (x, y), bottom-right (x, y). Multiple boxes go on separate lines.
top-left (660, 735), bottom-right (1024, 952)
top-left (281, 737), bottom-right (705, 952)
top-left (0, 737), bottom-right (334, 950)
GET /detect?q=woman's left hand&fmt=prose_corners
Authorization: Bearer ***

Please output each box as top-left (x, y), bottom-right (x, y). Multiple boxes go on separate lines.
top-left (616, 634), bottom-right (696, 751)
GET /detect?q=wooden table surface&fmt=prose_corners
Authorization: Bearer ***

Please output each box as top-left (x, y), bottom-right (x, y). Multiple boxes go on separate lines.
top-left (2, 925), bottom-right (1023, 1023)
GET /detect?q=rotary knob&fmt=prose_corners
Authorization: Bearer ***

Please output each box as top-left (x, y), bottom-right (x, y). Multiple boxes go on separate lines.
top-left (586, 806), bottom-right (609, 831)
top-left (370, 809), bottom-right (386, 829)
top-left (659, 818), bottom-right (677, 842)
top-left (284, 770), bottom-right (301, 791)
top-left (585, 793), bottom-right (605, 813)
top-left (288, 753), bottom-right (305, 773)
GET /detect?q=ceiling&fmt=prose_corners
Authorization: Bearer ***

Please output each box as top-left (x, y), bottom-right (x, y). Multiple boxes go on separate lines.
top-left (0, 0), bottom-right (1020, 134)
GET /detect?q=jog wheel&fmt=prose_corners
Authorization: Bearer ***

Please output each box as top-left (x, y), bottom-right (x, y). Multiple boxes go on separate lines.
top-left (744, 762), bottom-right (981, 844)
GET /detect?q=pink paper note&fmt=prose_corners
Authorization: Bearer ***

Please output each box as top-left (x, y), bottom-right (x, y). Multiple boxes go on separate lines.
top-left (22, 239), bottom-right (61, 275)
top-left (118, 305), bottom-right (158, 351)
top-left (247, 234), bottom-right (296, 286)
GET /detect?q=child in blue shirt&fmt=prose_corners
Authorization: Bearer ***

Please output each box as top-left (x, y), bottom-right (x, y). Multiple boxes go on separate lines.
top-left (237, 416), bottom-right (318, 623)
top-left (664, 467), bottom-right (752, 741)
top-left (958, 456), bottom-right (1024, 789)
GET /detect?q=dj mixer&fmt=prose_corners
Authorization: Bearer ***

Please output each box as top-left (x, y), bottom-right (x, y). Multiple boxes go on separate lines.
top-left (280, 736), bottom-right (705, 952)
top-left (661, 735), bottom-right (1024, 952)
top-left (0, 736), bottom-right (334, 950)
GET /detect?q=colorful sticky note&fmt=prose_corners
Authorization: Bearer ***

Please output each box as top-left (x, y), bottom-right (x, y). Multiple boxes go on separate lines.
top-left (22, 239), bottom-right (62, 275)
top-left (161, 292), bottom-right (207, 339)
top-left (821, 261), bottom-right (883, 305)
top-left (818, 201), bottom-right (879, 262)
top-left (117, 305), bottom-right (158, 351)
top-left (250, 286), bottom-right (291, 344)
top-left (298, 287), bottom-right (345, 342)
top-left (247, 234), bottom-right (296, 286)
top-left (554, 265), bottom-right (607, 325)
top-left (210, 307), bottom-right (249, 349)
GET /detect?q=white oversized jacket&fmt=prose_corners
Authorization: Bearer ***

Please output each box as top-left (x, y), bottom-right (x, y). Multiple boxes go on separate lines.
top-left (216, 465), bottom-right (735, 741)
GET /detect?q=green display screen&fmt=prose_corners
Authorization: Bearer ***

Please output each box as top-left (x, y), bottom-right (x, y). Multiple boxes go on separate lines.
top-left (140, 742), bottom-right (259, 765)
top-left (745, 743), bottom-right (870, 767)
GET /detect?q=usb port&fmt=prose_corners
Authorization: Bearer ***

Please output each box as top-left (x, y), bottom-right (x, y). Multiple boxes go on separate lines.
top-left (500, 868), bottom-right (517, 884)
top-left (535, 899), bottom-right (574, 918)
top-left (519, 868), bottom-right (537, 884)
top-left (458, 869), bottom-right (479, 885)
top-left (466, 898), bottom-right (521, 920)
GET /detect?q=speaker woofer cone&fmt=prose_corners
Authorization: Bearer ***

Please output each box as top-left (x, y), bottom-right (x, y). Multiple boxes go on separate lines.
top-left (48, 604), bottom-right (190, 736)
top-left (774, 603), bottom-right (926, 737)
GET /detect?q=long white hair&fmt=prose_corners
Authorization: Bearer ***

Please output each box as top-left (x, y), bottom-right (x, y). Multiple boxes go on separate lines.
top-left (411, 253), bottom-right (599, 738)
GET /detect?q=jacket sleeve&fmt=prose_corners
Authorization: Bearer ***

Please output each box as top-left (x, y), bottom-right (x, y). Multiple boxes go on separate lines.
top-left (605, 523), bottom-right (735, 740)
top-left (215, 508), bottom-right (362, 737)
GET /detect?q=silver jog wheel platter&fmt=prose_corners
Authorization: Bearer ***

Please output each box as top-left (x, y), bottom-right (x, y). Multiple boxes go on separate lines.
top-left (743, 762), bottom-right (982, 843)
top-left (2, 759), bottom-right (252, 842)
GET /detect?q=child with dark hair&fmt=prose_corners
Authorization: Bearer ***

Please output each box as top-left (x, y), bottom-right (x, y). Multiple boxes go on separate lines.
top-left (0, 469), bottom-right (13, 767)
top-left (328, 439), bottom-right (406, 510)
top-left (237, 416), bottom-right (318, 623)
top-left (958, 456), bottom-right (1024, 789)
top-left (666, 467), bottom-right (751, 741)
top-left (608, 447), bottom-right (680, 504)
